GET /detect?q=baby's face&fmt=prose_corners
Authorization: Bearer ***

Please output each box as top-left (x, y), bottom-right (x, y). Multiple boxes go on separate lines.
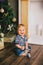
top-left (18, 26), bottom-right (25, 37)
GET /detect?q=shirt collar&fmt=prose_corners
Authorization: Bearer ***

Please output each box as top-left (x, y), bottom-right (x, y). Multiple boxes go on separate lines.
top-left (19, 35), bottom-right (25, 39)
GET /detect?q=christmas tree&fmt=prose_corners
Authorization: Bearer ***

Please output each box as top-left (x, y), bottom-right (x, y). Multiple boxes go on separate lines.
top-left (0, 0), bottom-right (18, 36)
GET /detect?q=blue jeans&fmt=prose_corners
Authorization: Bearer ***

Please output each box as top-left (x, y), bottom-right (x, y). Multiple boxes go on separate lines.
top-left (15, 46), bottom-right (31, 56)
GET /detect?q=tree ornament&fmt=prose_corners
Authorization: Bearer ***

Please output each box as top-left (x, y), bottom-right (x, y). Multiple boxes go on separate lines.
top-left (0, 8), bottom-right (4, 13)
top-left (0, 33), bottom-right (4, 38)
top-left (12, 17), bottom-right (16, 22)
top-left (4, 13), bottom-right (8, 16)
top-left (7, 24), bottom-right (13, 31)
top-left (8, 2), bottom-right (10, 6)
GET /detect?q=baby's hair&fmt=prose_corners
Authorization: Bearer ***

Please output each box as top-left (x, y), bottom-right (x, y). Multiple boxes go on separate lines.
top-left (17, 24), bottom-right (25, 30)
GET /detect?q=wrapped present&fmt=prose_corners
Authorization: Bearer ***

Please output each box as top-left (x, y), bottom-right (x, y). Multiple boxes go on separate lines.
top-left (0, 38), bottom-right (4, 50)
top-left (0, 33), bottom-right (4, 50)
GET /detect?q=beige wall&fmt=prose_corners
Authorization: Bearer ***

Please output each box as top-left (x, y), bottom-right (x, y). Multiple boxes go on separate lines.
top-left (21, 0), bottom-right (28, 36)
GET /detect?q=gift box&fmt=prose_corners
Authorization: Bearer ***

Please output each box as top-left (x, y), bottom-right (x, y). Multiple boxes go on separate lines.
top-left (0, 38), bottom-right (4, 50)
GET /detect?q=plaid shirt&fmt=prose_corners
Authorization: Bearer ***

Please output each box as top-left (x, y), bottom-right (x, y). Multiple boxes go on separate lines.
top-left (15, 35), bottom-right (28, 46)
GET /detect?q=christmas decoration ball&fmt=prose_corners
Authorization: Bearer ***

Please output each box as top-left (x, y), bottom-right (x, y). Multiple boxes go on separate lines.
top-left (1, 33), bottom-right (4, 37)
top-left (12, 17), bottom-right (16, 22)
top-left (0, 8), bottom-right (4, 13)
top-left (8, 2), bottom-right (10, 6)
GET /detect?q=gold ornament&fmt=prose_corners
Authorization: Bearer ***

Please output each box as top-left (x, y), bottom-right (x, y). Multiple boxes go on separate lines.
top-left (12, 17), bottom-right (16, 22)
top-left (4, 13), bottom-right (8, 16)
top-left (8, 2), bottom-right (10, 6)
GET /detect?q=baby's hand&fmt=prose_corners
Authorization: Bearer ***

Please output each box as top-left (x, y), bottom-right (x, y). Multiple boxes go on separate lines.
top-left (21, 46), bottom-right (25, 50)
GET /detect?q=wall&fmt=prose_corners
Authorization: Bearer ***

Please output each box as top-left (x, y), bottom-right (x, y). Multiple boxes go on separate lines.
top-left (21, 0), bottom-right (28, 36)
top-left (28, 0), bottom-right (43, 45)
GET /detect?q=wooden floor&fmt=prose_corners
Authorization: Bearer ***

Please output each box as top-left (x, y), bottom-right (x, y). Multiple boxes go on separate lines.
top-left (0, 43), bottom-right (43, 65)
